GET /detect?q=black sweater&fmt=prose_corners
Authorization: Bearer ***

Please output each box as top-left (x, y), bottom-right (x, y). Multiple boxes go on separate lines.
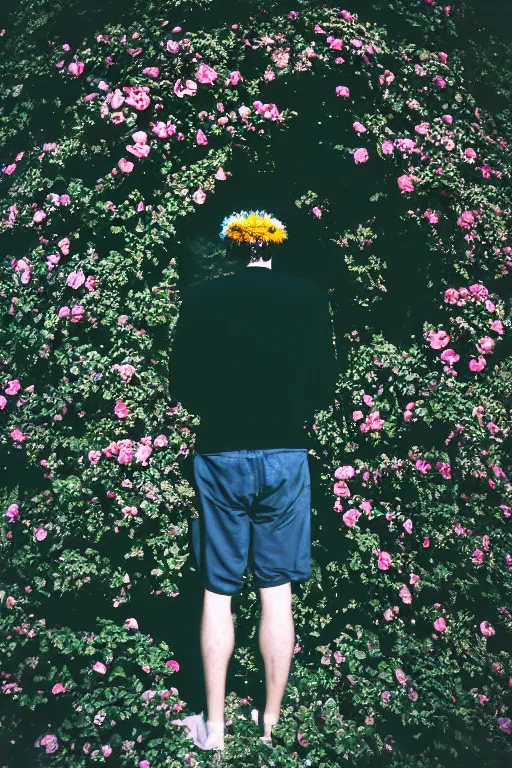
top-left (169, 266), bottom-right (338, 453)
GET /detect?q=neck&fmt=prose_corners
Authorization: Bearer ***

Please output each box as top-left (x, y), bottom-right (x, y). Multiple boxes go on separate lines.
top-left (247, 258), bottom-right (272, 269)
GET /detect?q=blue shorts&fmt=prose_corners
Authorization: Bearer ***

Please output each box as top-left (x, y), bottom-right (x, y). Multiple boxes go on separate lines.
top-left (189, 448), bottom-right (312, 596)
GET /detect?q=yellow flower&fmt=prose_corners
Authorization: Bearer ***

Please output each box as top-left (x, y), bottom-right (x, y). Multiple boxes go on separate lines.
top-left (222, 211), bottom-right (287, 244)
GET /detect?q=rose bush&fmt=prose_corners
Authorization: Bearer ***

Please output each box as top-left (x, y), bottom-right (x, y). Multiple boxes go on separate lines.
top-left (1, 0), bottom-right (511, 766)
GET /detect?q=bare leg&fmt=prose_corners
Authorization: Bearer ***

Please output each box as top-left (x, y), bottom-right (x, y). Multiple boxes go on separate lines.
top-left (200, 589), bottom-right (234, 740)
top-left (258, 582), bottom-right (295, 739)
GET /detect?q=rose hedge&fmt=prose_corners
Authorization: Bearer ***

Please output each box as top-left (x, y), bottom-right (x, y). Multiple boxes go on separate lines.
top-left (0, 1), bottom-right (511, 766)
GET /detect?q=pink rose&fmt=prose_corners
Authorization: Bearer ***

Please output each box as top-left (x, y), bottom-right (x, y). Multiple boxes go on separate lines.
top-left (123, 86), bottom-right (151, 111)
top-left (327, 36), bottom-right (344, 50)
top-left (166, 40), bottom-right (181, 54)
top-left (173, 78), bottom-right (197, 99)
top-left (5, 503), bottom-right (19, 521)
top-left (442, 114), bottom-right (453, 123)
top-left (143, 67), bottom-right (160, 78)
top-left (5, 379), bottom-right (21, 395)
top-left (126, 142), bottom-right (150, 158)
top-left (480, 621), bottom-right (495, 637)
top-left (464, 148), bottom-right (477, 159)
top-left (196, 63), bottom-right (218, 84)
top-left (334, 480), bottom-right (351, 498)
top-left (457, 210), bottom-right (475, 228)
top-left (196, 128), bottom-right (208, 145)
top-left (472, 549), bottom-right (484, 565)
top-left (118, 158), bottom-right (134, 173)
top-left (272, 48), bottom-right (290, 68)
top-left (399, 585), bottom-right (412, 604)
top-left (379, 69), bottom-right (395, 86)
top-left (498, 718), bottom-right (512, 734)
top-left (433, 617), bottom-right (446, 632)
top-left (490, 319), bottom-right (504, 334)
top-left (395, 668), bottom-right (407, 685)
top-left (354, 148), bottom-right (369, 164)
top-left (352, 410), bottom-right (364, 421)
top-left (132, 130), bottom-right (147, 144)
top-left (353, 121), bottom-right (367, 133)
top-left (416, 459), bottom-right (431, 473)
top-left (436, 461), bottom-right (451, 479)
top-left (335, 86), bottom-right (350, 97)
top-left (424, 209), bottom-right (438, 224)
top-left (367, 410), bottom-right (384, 430)
top-left (433, 75), bottom-right (446, 88)
top-left (335, 465), bottom-right (355, 480)
top-left (52, 683), bottom-right (67, 694)
top-left (440, 348), bottom-right (459, 365)
top-left (37, 734), bottom-right (59, 754)
top-left (429, 330), bottom-right (450, 349)
top-left (66, 269), bottom-right (86, 289)
top-left (124, 618), bottom-right (139, 629)
top-left (166, 659), bottom-right (180, 672)
top-left (68, 61), bottom-right (85, 76)
top-left (397, 174), bottom-right (414, 193)
top-left (34, 527), bottom-right (48, 541)
top-left (377, 551), bottom-right (392, 570)
top-left (192, 189), bottom-right (206, 205)
top-left (114, 400), bottom-right (129, 418)
top-left (229, 70), bottom-right (243, 85)
top-left (215, 167), bottom-right (227, 180)
top-left (469, 356), bottom-right (486, 372)
top-left (343, 508), bottom-right (361, 527)
top-left (403, 519), bottom-right (413, 534)
top-left (415, 122), bottom-right (430, 134)
top-left (110, 88), bottom-right (125, 109)
top-left (93, 661), bottom-right (107, 674)
top-left (476, 336), bottom-right (494, 354)
top-left (444, 288), bottom-right (459, 303)
top-left (381, 140), bottom-right (394, 154)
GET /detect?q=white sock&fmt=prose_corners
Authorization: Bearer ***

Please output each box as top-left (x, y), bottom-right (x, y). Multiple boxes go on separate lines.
top-left (206, 720), bottom-right (224, 732)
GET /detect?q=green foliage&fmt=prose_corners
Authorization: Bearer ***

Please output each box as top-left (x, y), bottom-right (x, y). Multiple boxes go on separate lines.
top-left (0, 1), bottom-right (511, 766)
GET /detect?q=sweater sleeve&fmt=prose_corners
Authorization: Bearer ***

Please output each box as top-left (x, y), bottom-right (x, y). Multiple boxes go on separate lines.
top-left (306, 289), bottom-right (338, 415)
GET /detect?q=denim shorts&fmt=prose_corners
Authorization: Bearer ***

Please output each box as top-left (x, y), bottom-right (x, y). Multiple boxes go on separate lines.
top-left (189, 448), bottom-right (312, 596)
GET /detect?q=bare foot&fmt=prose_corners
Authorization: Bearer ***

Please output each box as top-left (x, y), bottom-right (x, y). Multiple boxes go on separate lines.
top-left (262, 713), bottom-right (278, 740)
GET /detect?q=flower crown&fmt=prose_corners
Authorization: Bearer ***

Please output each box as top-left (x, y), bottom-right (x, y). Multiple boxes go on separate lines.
top-left (219, 209), bottom-right (287, 245)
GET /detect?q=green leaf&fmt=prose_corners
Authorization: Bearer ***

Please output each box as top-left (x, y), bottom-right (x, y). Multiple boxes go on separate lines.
top-left (110, 666), bottom-right (127, 678)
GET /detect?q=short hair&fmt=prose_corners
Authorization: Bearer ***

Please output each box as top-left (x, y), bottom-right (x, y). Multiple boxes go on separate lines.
top-left (226, 241), bottom-right (272, 263)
